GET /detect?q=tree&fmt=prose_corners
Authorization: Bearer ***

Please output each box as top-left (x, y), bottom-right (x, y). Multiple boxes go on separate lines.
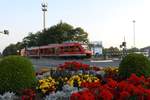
top-left (102, 48), bottom-right (108, 59)
top-left (15, 42), bottom-right (24, 50)
top-left (22, 22), bottom-right (89, 47)
top-left (70, 27), bottom-right (89, 43)
top-left (22, 32), bottom-right (40, 47)
top-left (2, 44), bottom-right (18, 56)
top-left (127, 47), bottom-right (139, 53)
top-left (38, 22), bottom-right (74, 45)
top-left (105, 47), bottom-right (120, 58)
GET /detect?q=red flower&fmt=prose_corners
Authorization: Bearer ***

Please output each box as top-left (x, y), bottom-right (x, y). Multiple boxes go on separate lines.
top-left (125, 84), bottom-right (135, 94)
top-left (92, 66), bottom-right (100, 71)
top-left (80, 90), bottom-right (95, 100)
top-left (118, 81), bottom-right (128, 91)
top-left (133, 85), bottom-right (145, 96)
top-left (70, 92), bottom-right (82, 100)
top-left (145, 89), bottom-right (150, 100)
top-left (21, 89), bottom-right (35, 100)
top-left (145, 77), bottom-right (150, 88)
top-left (81, 64), bottom-right (89, 70)
top-left (81, 82), bottom-right (89, 88)
top-left (119, 91), bottom-right (130, 100)
top-left (81, 82), bottom-right (101, 91)
top-left (107, 79), bottom-right (117, 88)
top-left (99, 89), bottom-right (113, 100)
top-left (127, 74), bottom-right (145, 85)
top-left (58, 61), bottom-right (90, 70)
top-left (22, 96), bottom-right (33, 100)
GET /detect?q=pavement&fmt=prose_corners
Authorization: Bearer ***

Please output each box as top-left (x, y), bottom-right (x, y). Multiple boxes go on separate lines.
top-left (30, 58), bottom-right (121, 72)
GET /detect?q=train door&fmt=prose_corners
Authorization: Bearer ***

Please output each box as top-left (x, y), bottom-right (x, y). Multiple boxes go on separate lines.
top-left (55, 47), bottom-right (60, 55)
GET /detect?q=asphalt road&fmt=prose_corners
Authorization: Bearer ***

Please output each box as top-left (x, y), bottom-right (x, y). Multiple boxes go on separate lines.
top-left (30, 58), bottom-right (121, 72)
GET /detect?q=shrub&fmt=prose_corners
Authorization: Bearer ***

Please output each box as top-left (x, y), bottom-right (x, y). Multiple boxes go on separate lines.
top-left (0, 56), bottom-right (36, 94)
top-left (118, 53), bottom-right (150, 79)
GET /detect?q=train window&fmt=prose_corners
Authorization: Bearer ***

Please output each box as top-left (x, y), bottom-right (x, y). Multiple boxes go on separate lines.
top-left (82, 44), bottom-right (89, 50)
top-left (44, 49), bottom-right (48, 55)
top-left (61, 46), bottom-right (81, 52)
top-left (60, 47), bottom-right (64, 52)
top-left (43, 49), bottom-right (46, 54)
top-left (68, 46), bottom-right (72, 52)
top-left (51, 48), bottom-right (55, 54)
top-left (49, 48), bottom-right (52, 53)
top-left (40, 49), bottom-right (43, 54)
top-left (28, 50), bottom-right (32, 55)
top-left (64, 46), bottom-right (68, 52)
top-left (48, 48), bottom-right (55, 54)
top-left (73, 46), bottom-right (80, 52)
top-left (29, 49), bottom-right (37, 55)
top-left (55, 48), bottom-right (60, 54)
top-left (69, 46), bottom-right (74, 52)
top-left (35, 50), bottom-right (38, 54)
top-left (64, 46), bottom-right (71, 52)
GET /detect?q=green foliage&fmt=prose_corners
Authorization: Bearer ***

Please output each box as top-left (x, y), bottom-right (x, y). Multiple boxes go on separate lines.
top-left (127, 47), bottom-right (140, 53)
top-left (0, 56), bottom-right (36, 94)
top-left (22, 32), bottom-right (39, 47)
top-left (2, 42), bottom-right (24, 56)
top-left (107, 47), bottom-right (120, 57)
top-left (2, 44), bottom-right (18, 56)
top-left (22, 22), bottom-right (89, 47)
top-left (118, 53), bottom-right (150, 79)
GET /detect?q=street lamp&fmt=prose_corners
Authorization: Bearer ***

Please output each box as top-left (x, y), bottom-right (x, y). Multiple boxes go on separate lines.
top-left (41, 0), bottom-right (48, 31)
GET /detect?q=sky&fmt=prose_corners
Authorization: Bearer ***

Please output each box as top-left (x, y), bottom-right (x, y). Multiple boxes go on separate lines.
top-left (0, 0), bottom-right (150, 52)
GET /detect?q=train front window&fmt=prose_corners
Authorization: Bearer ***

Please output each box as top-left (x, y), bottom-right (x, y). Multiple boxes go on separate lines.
top-left (82, 44), bottom-right (89, 50)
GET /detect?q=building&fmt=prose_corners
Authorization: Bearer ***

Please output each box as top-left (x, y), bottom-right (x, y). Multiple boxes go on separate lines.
top-left (140, 46), bottom-right (150, 57)
top-left (89, 41), bottom-right (103, 56)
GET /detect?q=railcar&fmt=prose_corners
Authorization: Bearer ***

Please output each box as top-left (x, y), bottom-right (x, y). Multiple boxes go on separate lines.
top-left (21, 42), bottom-right (92, 58)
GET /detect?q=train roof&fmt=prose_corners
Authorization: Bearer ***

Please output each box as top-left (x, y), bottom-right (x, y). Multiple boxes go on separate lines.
top-left (27, 47), bottom-right (39, 50)
top-left (27, 42), bottom-right (83, 50)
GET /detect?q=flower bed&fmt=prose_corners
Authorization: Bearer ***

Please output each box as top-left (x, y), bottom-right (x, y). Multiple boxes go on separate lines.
top-left (1, 61), bottom-right (150, 100)
top-left (71, 74), bottom-right (150, 100)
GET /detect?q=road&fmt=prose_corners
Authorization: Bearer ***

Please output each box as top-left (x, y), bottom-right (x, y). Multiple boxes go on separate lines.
top-left (30, 58), bottom-right (121, 71)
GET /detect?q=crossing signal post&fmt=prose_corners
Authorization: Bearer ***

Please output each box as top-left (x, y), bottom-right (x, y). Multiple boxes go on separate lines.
top-left (120, 41), bottom-right (127, 59)
top-left (0, 30), bottom-right (9, 35)
top-left (4, 30), bottom-right (9, 35)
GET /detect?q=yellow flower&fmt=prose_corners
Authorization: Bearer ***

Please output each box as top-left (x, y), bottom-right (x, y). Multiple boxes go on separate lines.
top-left (38, 77), bottom-right (56, 94)
top-left (41, 89), bottom-right (47, 93)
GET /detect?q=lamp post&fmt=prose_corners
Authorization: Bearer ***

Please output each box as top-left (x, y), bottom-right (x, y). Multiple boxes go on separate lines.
top-left (133, 20), bottom-right (136, 48)
top-left (41, 0), bottom-right (48, 31)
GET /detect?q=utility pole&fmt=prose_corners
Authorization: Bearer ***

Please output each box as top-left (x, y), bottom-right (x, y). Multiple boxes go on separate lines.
top-left (41, 0), bottom-right (48, 31)
top-left (133, 20), bottom-right (136, 48)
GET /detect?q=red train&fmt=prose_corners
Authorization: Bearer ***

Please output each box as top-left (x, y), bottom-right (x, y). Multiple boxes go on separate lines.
top-left (21, 42), bottom-right (92, 58)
